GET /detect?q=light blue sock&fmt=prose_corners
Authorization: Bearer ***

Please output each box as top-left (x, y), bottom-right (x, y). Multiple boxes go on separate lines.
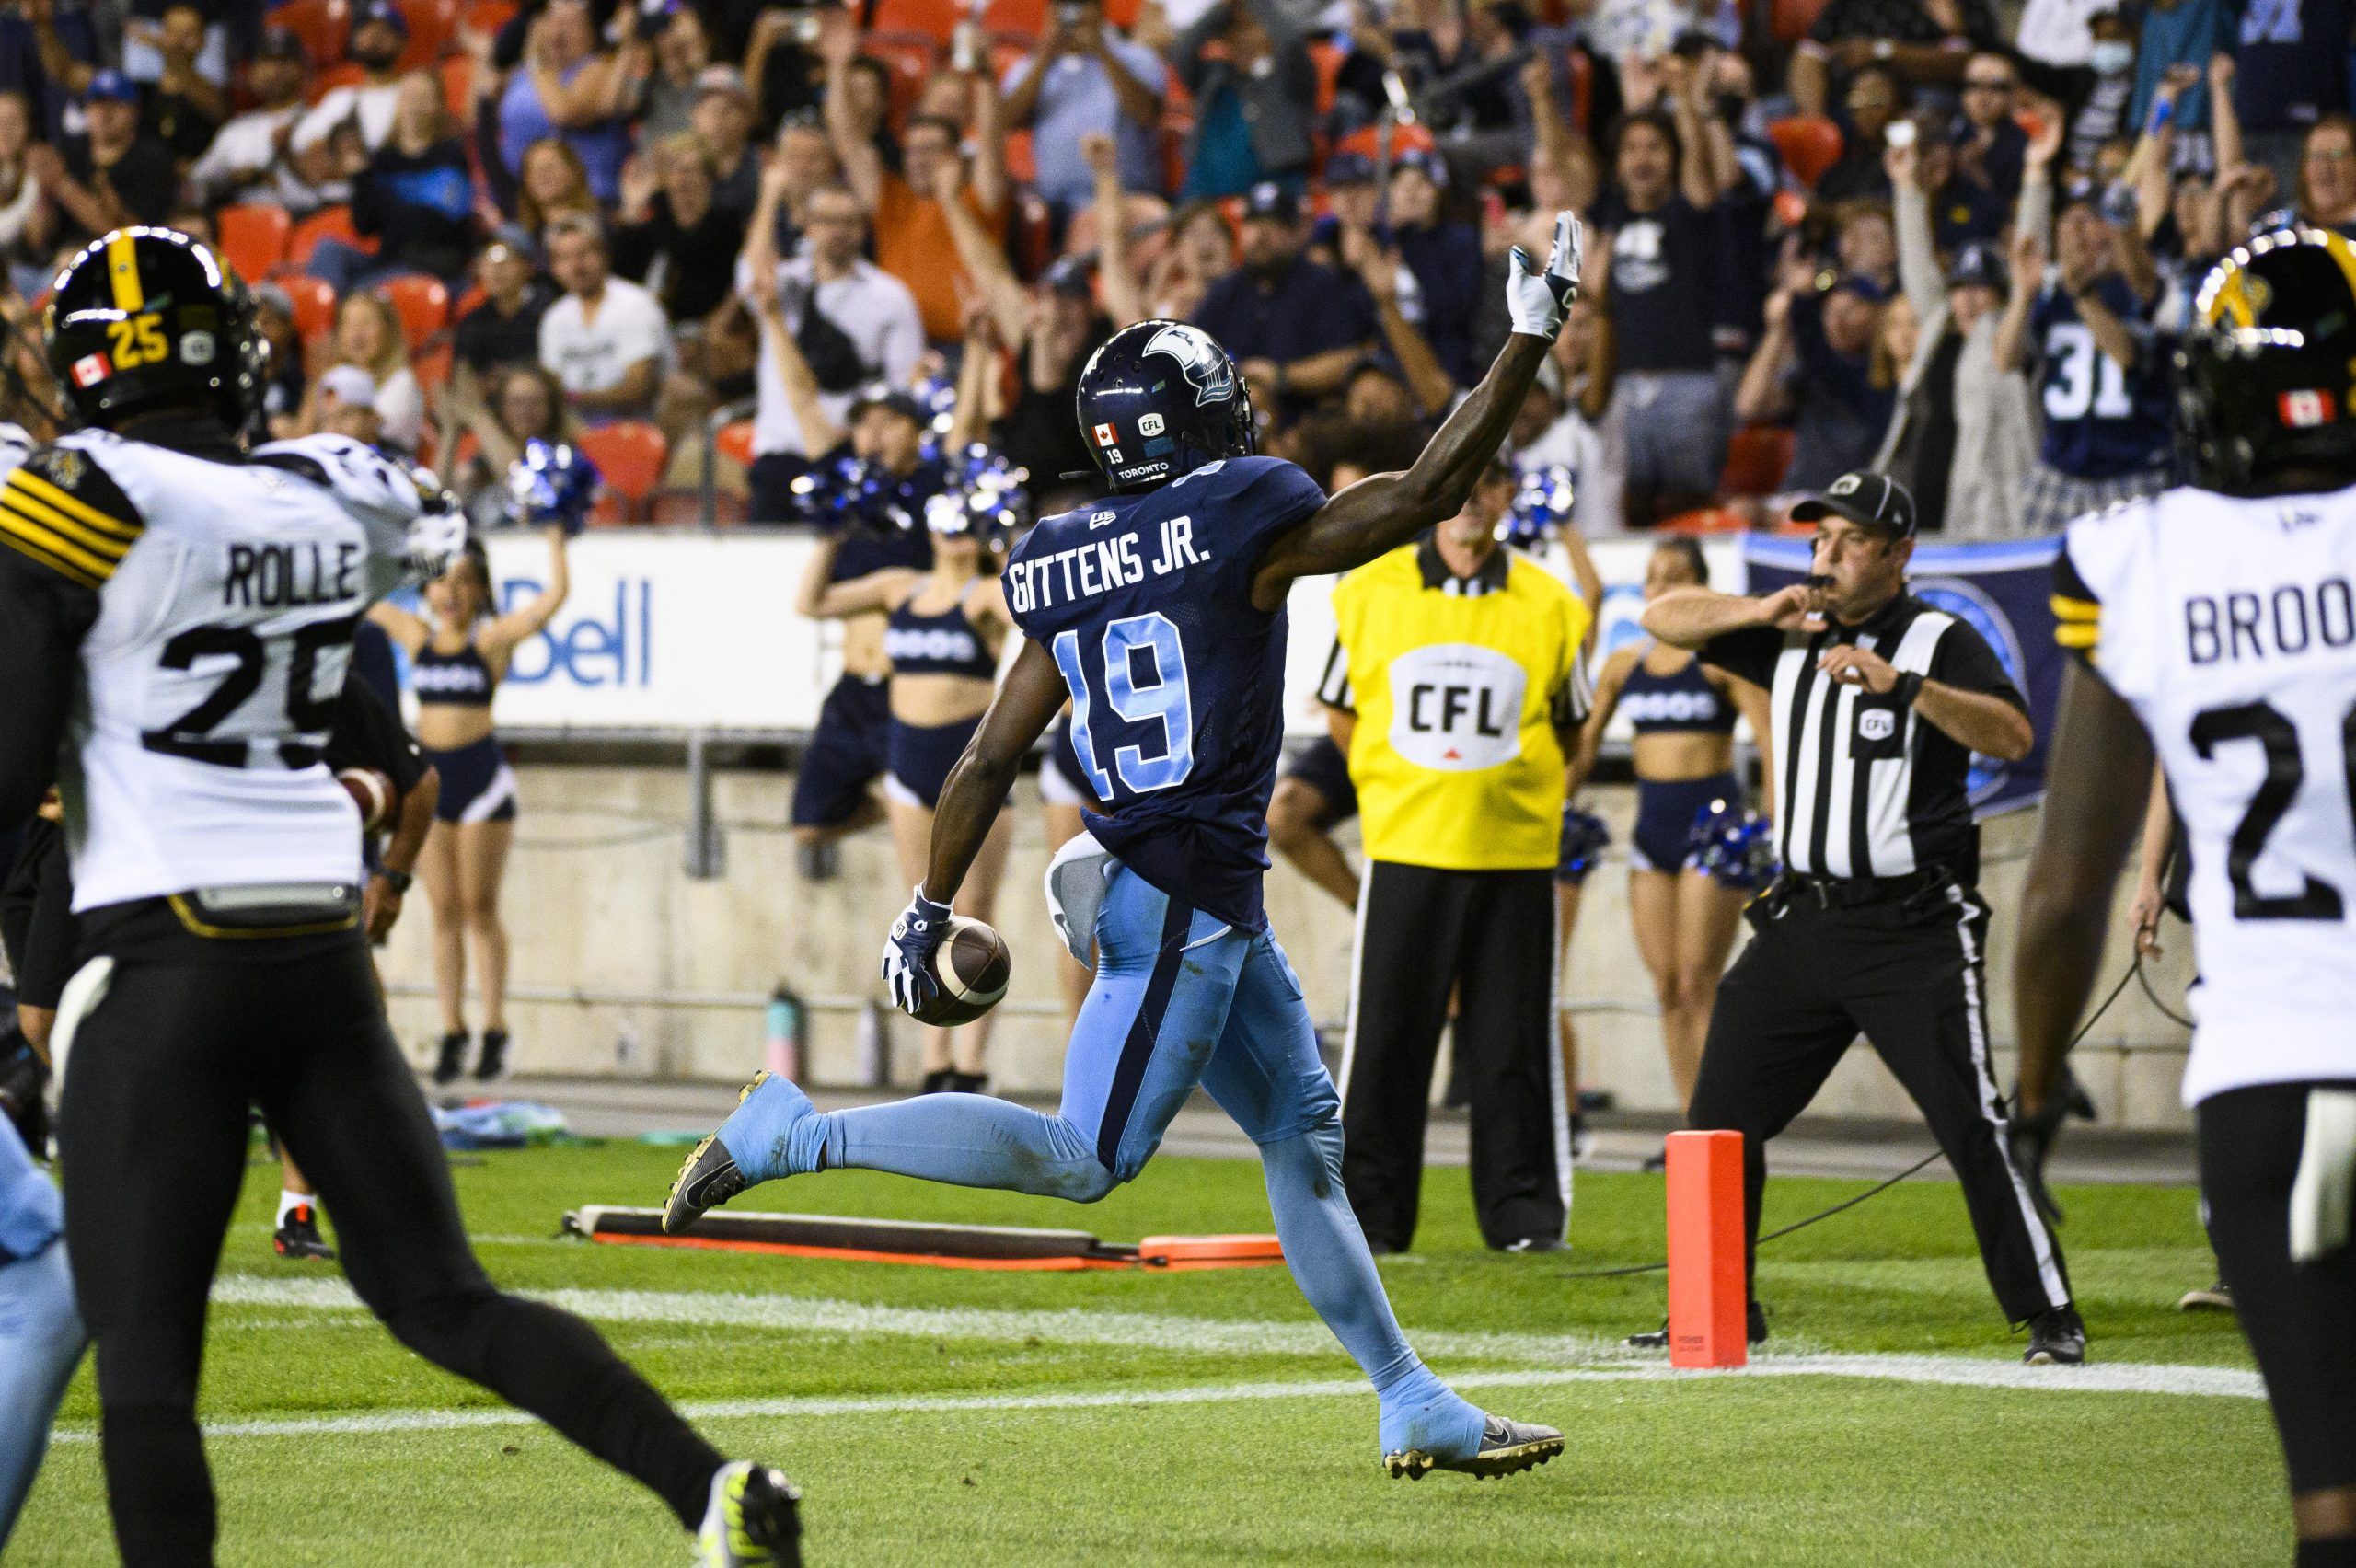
top-left (719, 1077), bottom-right (1116, 1202)
top-left (1260, 1123), bottom-right (1486, 1459)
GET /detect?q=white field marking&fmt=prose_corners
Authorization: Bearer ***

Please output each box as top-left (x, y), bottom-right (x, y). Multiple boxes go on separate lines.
top-left (194, 1274), bottom-right (2260, 1401)
top-left (49, 1358), bottom-right (2268, 1447)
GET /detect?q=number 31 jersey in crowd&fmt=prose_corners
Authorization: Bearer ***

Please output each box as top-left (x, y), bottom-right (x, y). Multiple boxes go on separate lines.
top-left (1006, 455), bottom-right (1327, 934)
top-left (2056, 483), bottom-right (2356, 1104)
top-left (0, 427), bottom-right (425, 911)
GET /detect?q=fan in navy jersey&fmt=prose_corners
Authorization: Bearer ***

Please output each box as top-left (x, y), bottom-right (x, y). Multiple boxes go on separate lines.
top-left (669, 217), bottom-right (1588, 1482)
top-left (1997, 190), bottom-right (2175, 531)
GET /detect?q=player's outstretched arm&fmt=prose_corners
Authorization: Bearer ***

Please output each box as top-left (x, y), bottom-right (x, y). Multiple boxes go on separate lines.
top-left (1248, 214), bottom-right (1582, 613)
top-left (922, 639), bottom-right (1070, 903)
top-left (2014, 661), bottom-right (2153, 1118)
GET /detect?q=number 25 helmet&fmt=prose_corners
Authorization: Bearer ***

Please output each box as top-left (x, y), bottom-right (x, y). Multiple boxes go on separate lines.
top-left (1073, 319), bottom-right (1256, 493)
top-left (44, 226), bottom-right (264, 433)
top-left (2178, 226), bottom-right (2356, 494)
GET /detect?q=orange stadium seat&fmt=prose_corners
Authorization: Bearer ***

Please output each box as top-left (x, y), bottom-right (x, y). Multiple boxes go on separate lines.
top-left (282, 275), bottom-right (340, 340)
top-left (440, 55), bottom-right (475, 121)
top-left (1004, 129), bottom-right (1036, 184)
top-left (216, 203), bottom-right (292, 282)
top-left (411, 342), bottom-right (454, 399)
top-left (1767, 115), bottom-right (1843, 190)
top-left (869, 0), bottom-right (959, 41)
top-left (1660, 507), bottom-right (1750, 535)
top-left (1719, 424), bottom-right (1796, 498)
top-left (309, 60), bottom-right (365, 103)
top-left (464, 0), bottom-right (517, 35)
top-left (272, 0), bottom-right (351, 67)
top-left (861, 30), bottom-right (940, 124)
top-left (1334, 121), bottom-right (1438, 162)
top-left (286, 205), bottom-right (375, 267)
top-left (1773, 0), bottom-right (1831, 41)
top-left (988, 34), bottom-right (1033, 83)
top-left (380, 274), bottom-right (451, 350)
top-left (978, 0), bottom-right (1045, 34)
top-left (397, 0), bottom-right (459, 68)
top-left (578, 421), bottom-right (667, 524)
top-left (713, 420), bottom-right (756, 467)
top-left (1309, 38), bottom-right (1343, 117)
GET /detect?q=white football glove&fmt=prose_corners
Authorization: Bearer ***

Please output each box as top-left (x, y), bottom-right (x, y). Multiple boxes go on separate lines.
top-left (1505, 211), bottom-right (1584, 341)
top-left (402, 505), bottom-right (469, 586)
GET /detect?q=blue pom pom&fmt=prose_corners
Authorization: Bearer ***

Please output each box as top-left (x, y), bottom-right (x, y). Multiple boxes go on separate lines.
top-left (1689, 800), bottom-right (1777, 890)
top-left (1557, 804), bottom-right (1611, 879)
top-left (506, 439), bottom-right (602, 534)
top-left (1500, 464), bottom-right (1576, 546)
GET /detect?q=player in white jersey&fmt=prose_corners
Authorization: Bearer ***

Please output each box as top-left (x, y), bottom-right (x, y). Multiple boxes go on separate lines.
top-left (2015, 227), bottom-right (2356, 1565)
top-left (0, 227), bottom-right (802, 1567)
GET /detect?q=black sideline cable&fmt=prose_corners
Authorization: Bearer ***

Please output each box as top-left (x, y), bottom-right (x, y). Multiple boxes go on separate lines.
top-left (1554, 955), bottom-right (2143, 1280)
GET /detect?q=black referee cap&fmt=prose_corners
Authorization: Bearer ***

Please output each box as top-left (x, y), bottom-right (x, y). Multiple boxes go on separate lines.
top-left (1791, 471), bottom-right (1916, 538)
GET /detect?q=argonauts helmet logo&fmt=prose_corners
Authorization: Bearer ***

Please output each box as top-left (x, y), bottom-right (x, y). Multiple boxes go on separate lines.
top-left (1144, 324), bottom-right (1236, 407)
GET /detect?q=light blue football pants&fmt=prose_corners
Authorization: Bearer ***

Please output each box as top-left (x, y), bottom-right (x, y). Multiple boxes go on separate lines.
top-left (750, 864), bottom-right (1484, 1454)
top-left (0, 1116), bottom-right (87, 1545)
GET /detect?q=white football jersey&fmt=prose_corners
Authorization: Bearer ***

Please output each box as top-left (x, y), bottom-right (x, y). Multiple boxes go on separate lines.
top-left (2060, 483), bottom-right (2356, 1104)
top-left (0, 430), bottom-right (423, 912)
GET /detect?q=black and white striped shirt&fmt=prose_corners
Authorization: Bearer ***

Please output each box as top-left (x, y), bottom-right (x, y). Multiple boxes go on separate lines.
top-left (1700, 592), bottom-right (2024, 883)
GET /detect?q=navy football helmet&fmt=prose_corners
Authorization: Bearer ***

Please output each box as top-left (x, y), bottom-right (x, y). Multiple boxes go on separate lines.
top-left (1073, 319), bottom-right (1255, 492)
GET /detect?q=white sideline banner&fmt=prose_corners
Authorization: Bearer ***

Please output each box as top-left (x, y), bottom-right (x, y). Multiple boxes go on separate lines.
top-left (468, 531), bottom-right (1745, 735)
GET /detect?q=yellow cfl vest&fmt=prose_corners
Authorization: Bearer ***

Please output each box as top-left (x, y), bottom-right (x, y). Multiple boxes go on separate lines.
top-left (1333, 542), bottom-right (1591, 871)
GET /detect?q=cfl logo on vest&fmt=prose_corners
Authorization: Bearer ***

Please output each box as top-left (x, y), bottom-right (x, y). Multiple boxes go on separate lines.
top-left (1386, 643), bottom-right (1526, 771)
top-left (1858, 707), bottom-right (1897, 742)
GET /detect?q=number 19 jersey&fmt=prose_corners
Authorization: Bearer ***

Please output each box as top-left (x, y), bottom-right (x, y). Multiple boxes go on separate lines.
top-left (0, 428), bottom-right (424, 912)
top-left (2057, 483), bottom-right (2356, 1104)
top-left (1007, 456), bottom-right (1327, 933)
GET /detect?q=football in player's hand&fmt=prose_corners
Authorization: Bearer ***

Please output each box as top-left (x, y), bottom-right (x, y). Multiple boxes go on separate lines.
top-left (339, 767), bottom-right (396, 832)
top-left (912, 916), bottom-right (1011, 1027)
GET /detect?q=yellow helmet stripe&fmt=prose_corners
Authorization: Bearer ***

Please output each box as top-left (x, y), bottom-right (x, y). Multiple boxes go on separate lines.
top-left (105, 230), bottom-right (145, 313)
top-left (2319, 230), bottom-right (2356, 313)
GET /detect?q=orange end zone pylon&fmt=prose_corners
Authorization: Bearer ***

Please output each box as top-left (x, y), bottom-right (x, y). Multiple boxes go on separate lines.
top-left (1665, 1130), bottom-right (1749, 1368)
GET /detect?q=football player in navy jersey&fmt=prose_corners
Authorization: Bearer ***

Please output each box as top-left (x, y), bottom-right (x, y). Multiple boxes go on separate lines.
top-left (668, 216), bottom-right (1587, 1480)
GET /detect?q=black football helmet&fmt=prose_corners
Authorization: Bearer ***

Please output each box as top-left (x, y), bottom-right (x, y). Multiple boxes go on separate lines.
top-left (2177, 225), bottom-right (2356, 494)
top-left (1073, 319), bottom-right (1255, 492)
top-left (44, 225), bottom-right (264, 432)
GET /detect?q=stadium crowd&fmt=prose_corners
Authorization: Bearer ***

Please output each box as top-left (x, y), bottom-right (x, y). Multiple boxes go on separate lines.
top-left (3, 0), bottom-right (2351, 531)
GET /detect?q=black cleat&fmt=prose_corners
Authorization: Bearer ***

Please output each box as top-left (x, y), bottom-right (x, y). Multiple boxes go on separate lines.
top-left (273, 1205), bottom-right (336, 1261)
top-left (2024, 1304), bottom-right (2086, 1366)
top-left (474, 1028), bottom-right (510, 1083)
top-left (1385, 1415), bottom-right (1564, 1480)
top-left (1624, 1301), bottom-right (1768, 1349)
top-left (664, 1073), bottom-right (773, 1234)
top-left (1501, 1236), bottom-right (1568, 1254)
top-left (433, 1031), bottom-right (469, 1086)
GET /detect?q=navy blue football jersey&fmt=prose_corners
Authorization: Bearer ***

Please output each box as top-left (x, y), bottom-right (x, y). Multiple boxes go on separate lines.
top-left (1006, 455), bottom-right (1327, 932)
top-left (2029, 274), bottom-right (2173, 479)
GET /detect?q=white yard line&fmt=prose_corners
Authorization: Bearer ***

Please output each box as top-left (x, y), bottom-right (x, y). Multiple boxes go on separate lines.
top-left (51, 1356), bottom-right (2265, 1447)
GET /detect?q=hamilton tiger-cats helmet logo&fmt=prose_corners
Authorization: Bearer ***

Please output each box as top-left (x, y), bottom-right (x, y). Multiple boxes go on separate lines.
top-left (1145, 324), bottom-right (1237, 407)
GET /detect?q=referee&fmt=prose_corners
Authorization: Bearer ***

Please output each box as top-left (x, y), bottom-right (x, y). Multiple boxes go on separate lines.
top-left (1322, 459), bottom-right (1592, 1253)
top-left (1637, 471), bottom-right (2083, 1363)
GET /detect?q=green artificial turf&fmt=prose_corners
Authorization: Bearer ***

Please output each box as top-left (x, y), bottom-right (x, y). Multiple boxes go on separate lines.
top-left (6, 1140), bottom-right (2283, 1565)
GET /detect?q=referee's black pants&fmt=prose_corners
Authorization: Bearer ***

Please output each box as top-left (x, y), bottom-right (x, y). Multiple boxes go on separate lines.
top-left (57, 904), bottom-right (726, 1565)
top-left (1686, 880), bottom-right (2073, 1324)
top-left (1340, 861), bottom-right (1567, 1252)
top-left (2199, 1082), bottom-right (2356, 1504)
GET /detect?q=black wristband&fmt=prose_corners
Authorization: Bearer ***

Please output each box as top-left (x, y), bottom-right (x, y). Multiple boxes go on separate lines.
top-left (376, 868), bottom-right (413, 895)
top-left (1892, 670), bottom-right (1924, 708)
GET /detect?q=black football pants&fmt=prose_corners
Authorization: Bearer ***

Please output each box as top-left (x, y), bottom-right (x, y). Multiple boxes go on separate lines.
top-left (2199, 1081), bottom-right (2356, 1501)
top-left (56, 906), bottom-right (725, 1565)
top-left (1685, 881), bottom-right (2073, 1325)
top-left (1339, 861), bottom-right (1568, 1251)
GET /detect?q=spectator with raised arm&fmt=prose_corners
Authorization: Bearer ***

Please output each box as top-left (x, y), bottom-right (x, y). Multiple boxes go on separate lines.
top-left (1085, 133), bottom-right (1149, 329)
top-left (291, 1), bottom-right (412, 163)
top-left (497, 0), bottom-right (640, 205)
top-left (1593, 105), bottom-right (1735, 524)
top-left (1382, 148), bottom-right (1484, 386)
top-left (736, 174), bottom-right (925, 519)
top-left (614, 133), bottom-right (748, 326)
top-left (185, 29), bottom-right (330, 217)
top-left (692, 64), bottom-right (764, 215)
top-left (1736, 238), bottom-right (1895, 492)
top-left (26, 0), bottom-right (224, 168)
top-left (1812, 61), bottom-right (1911, 203)
top-left (444, 362), bottom-right (579, 525)
top-left (29, 70), bottom-right (178, 256)
top-left (1789, 0), bottom-right (1998, 117)
top-left (1171, 0), bottom-right (1318, 201)
top-left (1872, 121), bottom-right (2043, 535)
top-left (1002, 0), bottom-right (1169, 218)
top-left (823, 19), bottom-right (1007, 346)
top-left (636, 5), bottom-right (712, 142)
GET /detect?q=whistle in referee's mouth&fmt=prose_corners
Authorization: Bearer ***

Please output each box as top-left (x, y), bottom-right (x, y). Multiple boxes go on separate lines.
top-left (1804, 573), bottom-right (1833, 591)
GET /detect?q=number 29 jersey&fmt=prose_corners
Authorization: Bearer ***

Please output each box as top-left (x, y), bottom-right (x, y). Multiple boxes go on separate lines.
top-left (2057, 483), bottom-right (2356, 1104)
top-left (0, 427), bottom-right (424, 912)
top-left (1006, 456), bottom-right (1327, 933)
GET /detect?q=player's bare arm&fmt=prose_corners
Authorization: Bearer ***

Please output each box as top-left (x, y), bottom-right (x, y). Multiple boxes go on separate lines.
top-left (1247, 213), bottom-right (1583, 614)
top-left (920, 638), bottom-right (1070, 903)
top-left (2014, 661), bottom-right (2153, 1119)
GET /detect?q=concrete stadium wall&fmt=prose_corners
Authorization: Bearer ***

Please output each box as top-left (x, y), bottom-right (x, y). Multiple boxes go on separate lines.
top-left (377, 764), bottom-right (2199, 1130)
